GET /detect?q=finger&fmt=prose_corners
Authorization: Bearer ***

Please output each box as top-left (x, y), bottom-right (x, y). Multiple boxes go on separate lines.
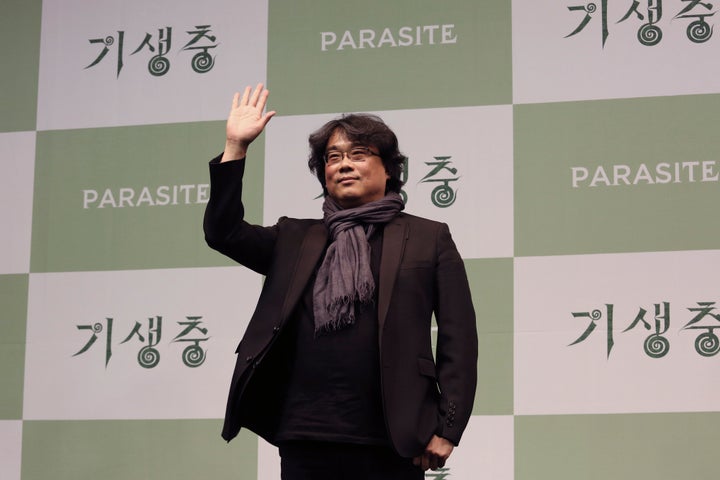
top-left (260, 110), bottom-right (276, 128)
top-left (429, 455), bottom-right (440, 471)
top-left (257, 88), bottom-right (270, 113)
top-left (421, 455), bottom-right (430, 471)
top-left (412, 456), bottom-right (421, 467)
top-left (231, 92), bottom-right (240, 110)
top-left (240, 86), bottom-right (252, 106)
top-left (249, 82), bottom-right (264, 106)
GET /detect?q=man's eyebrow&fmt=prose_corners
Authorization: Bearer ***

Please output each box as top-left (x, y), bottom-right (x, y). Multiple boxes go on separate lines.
top-left (325, 142), bottom-right (365, 151)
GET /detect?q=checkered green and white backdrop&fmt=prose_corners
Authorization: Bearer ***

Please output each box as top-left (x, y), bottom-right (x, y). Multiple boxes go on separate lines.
top-left (3, 0), bottom-right (720, 478)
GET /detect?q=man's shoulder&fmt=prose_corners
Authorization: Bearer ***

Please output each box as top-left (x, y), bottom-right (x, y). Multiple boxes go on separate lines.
top-left (275, 216), bottom-right (323, 231)
top-left (277, 216), bottom-right (322, 225)
top-left (395, 212), bottom-right (446, 228)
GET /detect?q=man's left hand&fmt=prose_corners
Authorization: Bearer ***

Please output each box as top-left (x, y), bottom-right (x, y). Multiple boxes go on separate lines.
top-left (412, 435), bottom-right (454, 471)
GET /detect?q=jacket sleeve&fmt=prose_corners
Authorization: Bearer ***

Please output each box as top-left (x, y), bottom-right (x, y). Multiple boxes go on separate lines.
top-left (203, 155), bottom-right (280, 275)
top-left (433, 223), bottom-right (478, 445)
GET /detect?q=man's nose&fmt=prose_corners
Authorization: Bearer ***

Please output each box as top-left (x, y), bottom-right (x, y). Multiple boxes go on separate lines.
top-left (338, 154), bottom-right (355, 169)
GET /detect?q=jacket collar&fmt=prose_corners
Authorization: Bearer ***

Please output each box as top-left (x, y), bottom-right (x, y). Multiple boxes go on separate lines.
top-left (280, 221), bottom-right (327, 322)
top-left (378, 214), bottom-right (409, 348)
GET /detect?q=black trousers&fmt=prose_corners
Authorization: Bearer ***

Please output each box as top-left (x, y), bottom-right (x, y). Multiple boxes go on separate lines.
top-left (278, 441), bottom-right (424, 480)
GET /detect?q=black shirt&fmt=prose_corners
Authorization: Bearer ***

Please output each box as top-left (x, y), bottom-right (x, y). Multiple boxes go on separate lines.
top-left (275, 229), bottom-right (388, 446)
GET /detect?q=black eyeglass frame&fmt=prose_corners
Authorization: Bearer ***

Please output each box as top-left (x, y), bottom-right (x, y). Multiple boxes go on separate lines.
top-left (323, 146), bottom-right (380, 165)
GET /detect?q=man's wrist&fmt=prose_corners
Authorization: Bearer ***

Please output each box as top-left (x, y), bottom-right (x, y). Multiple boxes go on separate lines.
top-left (221, 140), bottom-right (248, 162)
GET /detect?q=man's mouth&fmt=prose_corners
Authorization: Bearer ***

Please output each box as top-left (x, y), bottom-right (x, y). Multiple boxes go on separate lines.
top-left (338, 177), bottom-right (358, 184)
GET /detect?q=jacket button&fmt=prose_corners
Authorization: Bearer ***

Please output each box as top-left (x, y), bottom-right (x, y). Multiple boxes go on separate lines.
top-left (245, 356), bottom-right (253, 363)
top-left (273, 326), bottom-right (280, 333)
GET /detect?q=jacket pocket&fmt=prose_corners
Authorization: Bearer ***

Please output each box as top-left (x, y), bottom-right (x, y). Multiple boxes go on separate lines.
top-left (417, 357), bottom-right (437, 378)
top-left (401, 261), bottom-right (433, 270)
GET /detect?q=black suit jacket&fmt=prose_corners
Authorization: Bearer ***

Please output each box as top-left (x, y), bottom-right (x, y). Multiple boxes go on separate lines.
top-left (203, 156), bottom-right (478, 458)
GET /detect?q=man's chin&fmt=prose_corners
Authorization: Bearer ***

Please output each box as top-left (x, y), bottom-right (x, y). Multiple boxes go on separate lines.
top-left (331, 193), bottom-right (362, 209)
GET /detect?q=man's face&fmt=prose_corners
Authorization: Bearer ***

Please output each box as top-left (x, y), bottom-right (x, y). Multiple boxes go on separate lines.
top-left (324, 129), bottom-right (389, 209)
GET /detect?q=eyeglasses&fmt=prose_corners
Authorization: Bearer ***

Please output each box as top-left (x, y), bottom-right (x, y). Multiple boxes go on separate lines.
top-left (324, 146), bottom-right (379, 165)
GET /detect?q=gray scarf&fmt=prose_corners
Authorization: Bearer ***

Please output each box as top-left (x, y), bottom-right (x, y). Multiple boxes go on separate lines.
top-left (312, 192), bottom-right (404, 334)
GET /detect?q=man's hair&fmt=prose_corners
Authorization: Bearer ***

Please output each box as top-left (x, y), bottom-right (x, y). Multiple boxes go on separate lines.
top-left (307, 113), bottom-right (406, 195)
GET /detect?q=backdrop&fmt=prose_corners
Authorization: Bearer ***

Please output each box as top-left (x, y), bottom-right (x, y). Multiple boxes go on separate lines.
top-left (2, 0), bottom-right (720, 479)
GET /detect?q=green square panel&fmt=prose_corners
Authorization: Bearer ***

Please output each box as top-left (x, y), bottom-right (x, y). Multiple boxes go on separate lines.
top-left (515, 95), bottom-right (720, 256)
top-left (267, 0), bottom-right (511, 114)
top-left (0, 274), bottom-right (28, 419)
top-left (22, 419), bottom-right (257, 480)
top-left (0, 0), bottom-right (41, 132)
top-left (466, 258), bottom-right (513, 415)
top-left (31, 122), bottom-right (266, 272)
top-left (516, 412), bottom-right (720, 480)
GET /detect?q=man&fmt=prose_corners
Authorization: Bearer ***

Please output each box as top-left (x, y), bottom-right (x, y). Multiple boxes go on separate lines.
top-left (204, 84), bottom-right (477, 479)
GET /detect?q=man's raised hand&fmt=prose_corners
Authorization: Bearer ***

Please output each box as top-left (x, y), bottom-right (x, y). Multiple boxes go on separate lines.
top-left (221, 83), bottom-right (276, 162)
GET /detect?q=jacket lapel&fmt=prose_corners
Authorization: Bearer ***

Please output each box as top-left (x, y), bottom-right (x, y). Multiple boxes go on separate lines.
top-left (378, 215), bottom-right (408, 348)
top-left (280, 222), bottom-right (328, 322)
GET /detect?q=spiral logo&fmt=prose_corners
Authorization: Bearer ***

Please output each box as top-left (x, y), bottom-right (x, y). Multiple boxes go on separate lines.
top-left (138, 346), bottom-right (160, 368)
top-left (148, 55), bottom-right (170, 76)
top-left (589, 309), bottom-right (602, 321)
top-left (182, 345), bottom-right (206, 368)
top-left (644, 335), bottom-right (669, 358)
top-left (586, 3), bottom-right (597, 13)
top-left (92, 322), bottom-right (104, 334)
top-left (431, 184), bottom-right (456, 208)
top-left (191, 52), bottom-right (214, 74)
top-left (695, 332), bottom-right (720, 357)
top-left (638, 24), bottom-right (662, 46)
top-left (688, 20), bottom-right (712, 43)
